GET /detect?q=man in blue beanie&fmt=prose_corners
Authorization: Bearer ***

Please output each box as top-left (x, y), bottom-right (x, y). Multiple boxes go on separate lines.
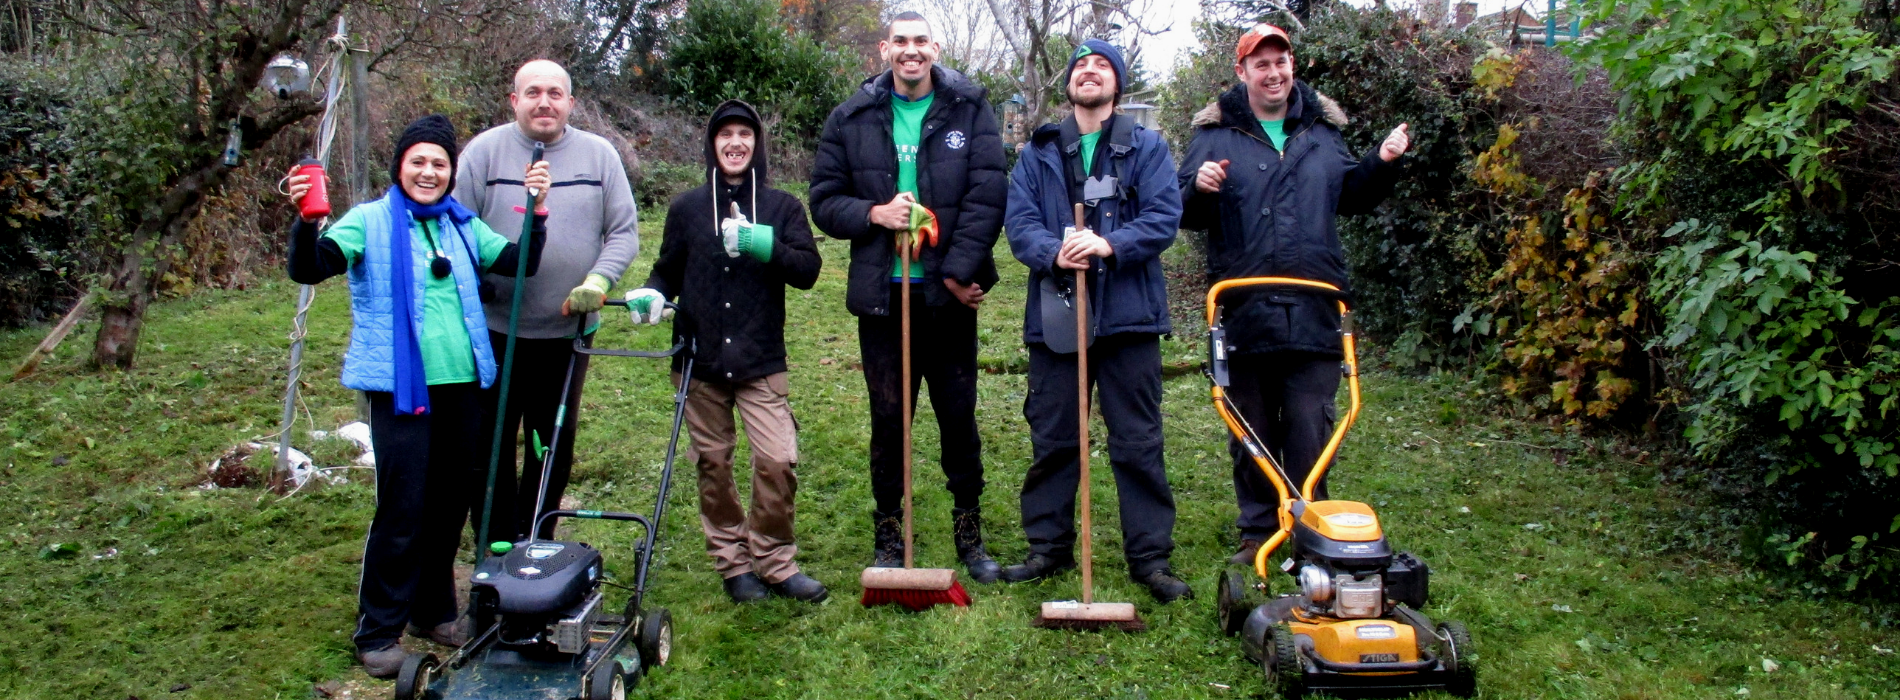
top-left (999, 39), bottom-right (1190, 602)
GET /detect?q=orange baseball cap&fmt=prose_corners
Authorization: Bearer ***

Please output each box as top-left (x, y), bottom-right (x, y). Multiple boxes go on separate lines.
top-left (1235, 23), bottom-right (1293, 63)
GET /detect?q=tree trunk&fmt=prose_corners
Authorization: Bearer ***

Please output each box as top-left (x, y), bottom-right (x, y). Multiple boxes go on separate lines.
top-left (91, 205), bottom-right (192, 368)
top-left (91, 230), bottom-right (159, 369)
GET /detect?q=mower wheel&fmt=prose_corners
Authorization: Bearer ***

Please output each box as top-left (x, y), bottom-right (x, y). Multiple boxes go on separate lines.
top-left (391, 653), bottom-right (438, 700)
top-left (584, 660), bottom-right (627, 700)
top-left (1437, 621), bottom-right (1476, 697)
top-left (1263, 625), bottom-right (1305, 700)
top-left (1217, 569), bottom-right (1251, 636)
top-left (638, 607), bottom-right (673, 669)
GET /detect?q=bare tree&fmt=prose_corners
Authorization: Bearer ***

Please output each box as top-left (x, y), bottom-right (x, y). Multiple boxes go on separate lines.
top-left (20, 0), bottom-right (529, 369)
top-left (973, 0), bottom-right (1168, 127)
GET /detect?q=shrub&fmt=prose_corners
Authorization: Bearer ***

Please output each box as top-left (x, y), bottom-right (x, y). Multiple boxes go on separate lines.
top-left (1574, 0), bottom-right (1900, 589)
top-left (661, 0), bottom-right (859, 143)
top-left (0, 72), bottom-right (84, 326)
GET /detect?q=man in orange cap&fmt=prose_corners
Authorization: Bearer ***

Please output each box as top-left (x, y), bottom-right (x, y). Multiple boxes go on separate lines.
top-left (1177, 23), bottom-right (1411, 566)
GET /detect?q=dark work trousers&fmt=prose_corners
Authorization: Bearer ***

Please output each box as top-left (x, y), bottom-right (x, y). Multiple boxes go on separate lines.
top-left (860, 283), bottom-right (985, 513)
top-left (1019, 334), bottom-right (1176, 577)
top-left (1227, 352), bottom-right (1341, 537)
top-left (478, 331), bottom-right (592, 543)
top-left (355, 383), bottom-right (481, 653)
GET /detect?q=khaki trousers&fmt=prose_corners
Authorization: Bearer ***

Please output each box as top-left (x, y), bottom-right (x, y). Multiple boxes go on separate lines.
top-left (681, 372), bottom-right (801, 583)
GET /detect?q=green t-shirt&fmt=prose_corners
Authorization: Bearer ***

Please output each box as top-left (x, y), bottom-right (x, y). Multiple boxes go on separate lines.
top-left (1079, 130), bottom-right (1103, 176)
top-left (1259, 119), bottom-right (1288, 152)
top-left (891, 92), bottom-right (934, 280)
top-left (323, 207), bottom-right (510, 385)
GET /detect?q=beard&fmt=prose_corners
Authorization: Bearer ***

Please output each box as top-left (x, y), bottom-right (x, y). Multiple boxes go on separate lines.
top-left (1067, 86), bottom-right (1115, 110)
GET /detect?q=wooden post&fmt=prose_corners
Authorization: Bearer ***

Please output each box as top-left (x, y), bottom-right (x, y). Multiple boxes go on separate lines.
top-left (347, 16), bottom-right (374, 423)
top-left (11, 295), bottom-right (91, 380)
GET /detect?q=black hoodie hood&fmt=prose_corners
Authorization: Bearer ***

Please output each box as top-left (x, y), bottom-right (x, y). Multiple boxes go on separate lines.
top-left (705, 99), bottom-right (768, 186)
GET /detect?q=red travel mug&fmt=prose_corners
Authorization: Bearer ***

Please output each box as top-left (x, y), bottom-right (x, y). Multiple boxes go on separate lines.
top-left (296, 156), bottom-right (331, 220)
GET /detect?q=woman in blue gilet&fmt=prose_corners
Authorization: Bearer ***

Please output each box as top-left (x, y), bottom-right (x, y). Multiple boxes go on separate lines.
top-left (283, 114), bottom-right (549, 677)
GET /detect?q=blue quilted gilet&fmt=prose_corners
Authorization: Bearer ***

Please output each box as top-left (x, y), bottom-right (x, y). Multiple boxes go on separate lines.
top-left (338, 197), bottom-right (498, 392)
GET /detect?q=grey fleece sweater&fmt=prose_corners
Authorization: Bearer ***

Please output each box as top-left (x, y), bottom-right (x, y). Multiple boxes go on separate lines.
top-left (455, 124), bottom-right (639, 338)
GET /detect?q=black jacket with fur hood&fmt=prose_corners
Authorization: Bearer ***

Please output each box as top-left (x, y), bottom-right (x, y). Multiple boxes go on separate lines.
top-left (1176, 80), bottom-right (1400, 357)
top-left (808, 65), bottom-right (1005, 316)
top-left (644, 100), bottom-right (822, 384)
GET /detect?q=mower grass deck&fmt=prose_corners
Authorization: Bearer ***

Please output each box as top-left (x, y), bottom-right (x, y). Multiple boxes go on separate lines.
top-left (428, 647), bottom-right (623, 699)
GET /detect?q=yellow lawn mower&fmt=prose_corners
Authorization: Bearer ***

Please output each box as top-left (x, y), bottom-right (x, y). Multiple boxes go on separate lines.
top-left (1205, 277), bottom-right (1476, 698)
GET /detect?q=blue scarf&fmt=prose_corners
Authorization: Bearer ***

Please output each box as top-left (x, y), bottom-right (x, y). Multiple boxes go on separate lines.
top-left (386, 184), bottom-right (477, 416)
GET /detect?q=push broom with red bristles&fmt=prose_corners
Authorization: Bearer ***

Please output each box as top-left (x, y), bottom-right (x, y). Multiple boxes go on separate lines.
top-left (1033, 203), bottom-right (1143, 631)
top-left (861, 214), bottom-right (970, 611)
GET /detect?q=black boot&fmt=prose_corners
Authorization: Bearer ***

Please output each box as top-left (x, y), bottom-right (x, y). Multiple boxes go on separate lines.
top-left (1000, 552), bottom-right (1076, 583)
top-left (951, 507), bottom-right (1001, 584)
top-left (871, 509), bottom-right (904, 568)
top-left (1135, 567), bottom-right (1194, 603)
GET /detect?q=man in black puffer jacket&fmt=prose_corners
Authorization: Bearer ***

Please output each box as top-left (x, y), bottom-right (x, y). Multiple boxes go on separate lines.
top-left (808, 12), bottom-right (1007, 582)
top-left (630, 100), bottom-right (827, 604)
top-left (1177, 24), bottom-right (1411, 566)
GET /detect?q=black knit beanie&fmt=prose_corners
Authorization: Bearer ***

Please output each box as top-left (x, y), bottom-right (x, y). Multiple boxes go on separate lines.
top-left (390, 114), bottom-right (459, 192)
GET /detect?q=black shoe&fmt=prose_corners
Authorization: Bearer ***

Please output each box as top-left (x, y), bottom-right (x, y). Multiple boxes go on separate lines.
top-left (1000, 552), bottom-right (1076, 583)
top-left (1230, 538), bottom-right (1267, 566)
top-left (1135, 568), bottom-right (1194, 603)
top-left (722, 572), bottom-right (770, 603)
top-left (951, 507), bottom-right (1001, 584)
top-left (871, 509), bottom-right (905, 568)
top-left (768, 572), bottom-right (830, 603)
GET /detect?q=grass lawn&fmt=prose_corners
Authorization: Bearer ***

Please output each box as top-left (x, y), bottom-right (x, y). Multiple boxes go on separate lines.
top-left (2, 219), bottom-right (1897, 700)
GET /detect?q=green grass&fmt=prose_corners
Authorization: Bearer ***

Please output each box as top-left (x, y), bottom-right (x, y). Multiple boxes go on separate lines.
top-left (2, 227), bottom-right (1897, 700)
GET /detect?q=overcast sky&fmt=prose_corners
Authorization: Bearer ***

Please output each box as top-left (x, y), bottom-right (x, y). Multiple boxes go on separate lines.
top-left (1138, 0), bottom-right (1533, 79)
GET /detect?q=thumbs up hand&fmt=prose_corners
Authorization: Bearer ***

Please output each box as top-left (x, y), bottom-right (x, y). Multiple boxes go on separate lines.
top-left (1380, 124), bottom-right (1411, 162)
top-left (1195, 159), bottom-right (1230, 193)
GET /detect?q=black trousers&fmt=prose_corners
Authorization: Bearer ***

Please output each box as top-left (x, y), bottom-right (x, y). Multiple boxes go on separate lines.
top-left (479, 331), bottom-right (592, 543)
top-left (1019, 334), bottom-right (1175, 577)
top-left (355, 383), bottom-right (480, 653)
top-left (1227, 352), bottom-right (1340, 537)
top-left (860, 284), bottom-right (985, 513)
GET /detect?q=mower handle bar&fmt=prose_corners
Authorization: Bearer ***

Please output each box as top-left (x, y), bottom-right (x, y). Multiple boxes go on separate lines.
top-left (571, 299), bottom-right (689, 358)
top-left (534, 508), bottom-right (652, 540)
top-left (1202, 276), bottom-right (1363, 580)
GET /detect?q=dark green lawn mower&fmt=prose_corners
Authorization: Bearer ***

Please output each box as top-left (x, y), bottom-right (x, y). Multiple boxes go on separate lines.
top-left (394, 299), bottom-right (692, 700)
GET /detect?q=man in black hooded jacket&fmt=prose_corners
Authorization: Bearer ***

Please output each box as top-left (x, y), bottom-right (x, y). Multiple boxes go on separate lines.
top-left (808, 12), bottom-right (1007, 582)
top-left (1177, 24), bottom-right (1410, 566)
top-left (629, 100), bottom-right (827, 603)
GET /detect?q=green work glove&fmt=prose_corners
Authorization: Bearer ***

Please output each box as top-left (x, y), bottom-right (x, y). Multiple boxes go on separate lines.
top-left (736, 223), bottom-right (774, 263)
top-left (624, 288), bottom-right (667, 325)
top-left (564, 273), bottom-right (612, 316)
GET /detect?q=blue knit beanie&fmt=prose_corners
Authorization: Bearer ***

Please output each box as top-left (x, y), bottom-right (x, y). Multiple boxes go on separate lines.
top-left (1064, 39), bottom-right (1127, 99)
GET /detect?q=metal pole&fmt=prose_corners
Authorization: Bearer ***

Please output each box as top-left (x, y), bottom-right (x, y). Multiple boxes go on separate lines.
top-left (1546, 0), bottom-right (1557, 47)
top-left (271, 15), bottom-right (349, 493)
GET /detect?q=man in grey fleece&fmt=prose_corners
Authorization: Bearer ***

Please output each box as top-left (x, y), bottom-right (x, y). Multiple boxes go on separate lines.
top-left (454, 59), bottom-right (640, 544)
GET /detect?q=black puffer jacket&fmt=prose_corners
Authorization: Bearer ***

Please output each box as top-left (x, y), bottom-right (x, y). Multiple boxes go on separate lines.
top-left (1177, 80), bottom-right (1400, 357)
top-left (808, 65), bottom-right (1005, 316)
top-left (644, 100), bottom-right (822, 383)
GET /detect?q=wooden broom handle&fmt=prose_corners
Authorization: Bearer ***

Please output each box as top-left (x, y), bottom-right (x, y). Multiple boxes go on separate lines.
top-left (1073, 202), bottom-right (1092, 604)
top-left (900, 233), bottom-right (914, 569)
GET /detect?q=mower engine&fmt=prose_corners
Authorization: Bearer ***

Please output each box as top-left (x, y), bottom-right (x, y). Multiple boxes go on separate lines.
top-left (470, 540), bottom-right (604, 652)
top-left (1284, 500), bottom-right (1430, 619)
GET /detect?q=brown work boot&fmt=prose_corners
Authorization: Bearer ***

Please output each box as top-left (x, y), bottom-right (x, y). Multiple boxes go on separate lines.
top-left (357, 643), bottom-right (407, 678)
top-left (1229, 538), bottom-right (1266, 566)
top-left (406, 617), bottom-right (469, 647)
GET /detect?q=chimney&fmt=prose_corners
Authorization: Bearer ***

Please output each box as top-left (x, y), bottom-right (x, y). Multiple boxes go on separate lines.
top-left (1455, 1), bottom-right (1478, 28)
